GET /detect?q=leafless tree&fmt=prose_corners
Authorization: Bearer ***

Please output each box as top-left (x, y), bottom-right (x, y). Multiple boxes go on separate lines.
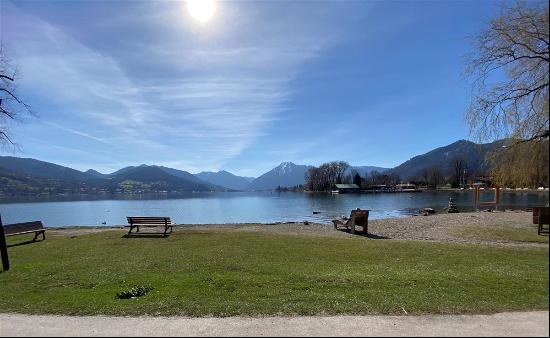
top-left (367, 170), bottom-right (382, 185)
top-left (0, 45), bottom-right (31, 146)
top-left (332, 161), bottom-right (349, 184)
top-left (304, 161), bottom-right (351, 191)
top-left (465, 1), bottom-right (549, 143)
top-left (352, 171), bottom-right (362, 186)
top-left (450, 157), bottom-right (468, 188)
top-left (420, 169), bottom-right (429, 185)
top-left (427, 165), bottom-right (444, 189)
top-left (365, 170), bottom-right (400, 186)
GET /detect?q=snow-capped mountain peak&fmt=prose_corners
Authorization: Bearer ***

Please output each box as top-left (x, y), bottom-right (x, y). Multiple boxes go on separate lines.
top-left (274, 162), bottom-right (296, 176)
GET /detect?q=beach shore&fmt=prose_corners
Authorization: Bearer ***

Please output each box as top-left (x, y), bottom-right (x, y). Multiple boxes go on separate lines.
top-left (48, 210), bottom-right (547, 247)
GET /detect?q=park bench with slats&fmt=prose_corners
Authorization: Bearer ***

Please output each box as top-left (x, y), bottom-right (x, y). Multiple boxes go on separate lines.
top-left (332, 208), bottom-right (369, 234)
top-left (126, 216), bottom-right (173, 236)
top-left (3, 221), bottom-right (46, 241)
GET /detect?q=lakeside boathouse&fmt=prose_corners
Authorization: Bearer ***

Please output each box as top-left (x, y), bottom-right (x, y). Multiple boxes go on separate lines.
top-left (331, 184), bottom-right (361, 193)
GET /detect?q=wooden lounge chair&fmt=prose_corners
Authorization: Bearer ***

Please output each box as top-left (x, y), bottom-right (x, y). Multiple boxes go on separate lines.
top-left (126, 216), bottom-right (173, 236)
top-left (332, 208), bottom-right (369, 234)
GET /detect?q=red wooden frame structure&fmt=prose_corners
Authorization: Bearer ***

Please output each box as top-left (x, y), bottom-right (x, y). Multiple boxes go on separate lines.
top-left (474, 186), bottom-right (500, 211)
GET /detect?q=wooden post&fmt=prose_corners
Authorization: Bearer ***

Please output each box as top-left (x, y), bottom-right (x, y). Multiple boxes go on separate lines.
top-left (533, 208), bottom-right (542, 235)
top-left (495, 187), bottom-right (500, 211)
top-left (474, 187), bottom-right (480, 211)
top-left (0, 214), bottom-right (10, 271)
top-left (473, 187), bottom-right (476, 210)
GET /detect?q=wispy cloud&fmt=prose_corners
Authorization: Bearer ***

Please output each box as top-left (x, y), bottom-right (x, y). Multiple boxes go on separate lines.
top-left (4, 1), bottom-right (336, 172)
top-left (42, 121), bottom-right (115, 146)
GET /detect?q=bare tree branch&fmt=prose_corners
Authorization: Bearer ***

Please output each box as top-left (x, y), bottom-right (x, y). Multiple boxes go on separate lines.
top-left (1, 45), bottom-right (32, 146)
top-left (465, 1), bottom-right (549, 142)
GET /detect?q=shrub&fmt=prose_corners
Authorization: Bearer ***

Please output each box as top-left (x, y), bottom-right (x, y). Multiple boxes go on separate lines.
top-left (116, 285), bottom-right (152, 299)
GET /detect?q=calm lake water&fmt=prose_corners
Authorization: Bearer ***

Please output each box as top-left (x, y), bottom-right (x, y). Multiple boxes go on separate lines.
top-left (0, 190), bottom-right (548, 227)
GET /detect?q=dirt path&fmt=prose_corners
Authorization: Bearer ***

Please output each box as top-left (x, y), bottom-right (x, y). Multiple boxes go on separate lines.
top-left (1, 311), bottom-right (548, 337)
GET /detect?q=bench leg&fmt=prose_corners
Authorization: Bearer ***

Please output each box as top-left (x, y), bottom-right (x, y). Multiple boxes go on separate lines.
top-left (31, 231), bottom-right (46, 241)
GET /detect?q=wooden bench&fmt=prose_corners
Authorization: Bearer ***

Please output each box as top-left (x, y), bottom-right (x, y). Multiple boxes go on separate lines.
top-left (3, 221), bottom-right (46, 241)
top-left (126, 217), bottom-right (173, 236)
top-left (533, 206), bottom-right (549, 235)
top-left (332, 208), bottom-right (369, 234)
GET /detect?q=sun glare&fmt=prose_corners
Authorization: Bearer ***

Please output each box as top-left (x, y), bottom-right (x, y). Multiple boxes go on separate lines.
top-left (186, 0), bottom-right (217, 23)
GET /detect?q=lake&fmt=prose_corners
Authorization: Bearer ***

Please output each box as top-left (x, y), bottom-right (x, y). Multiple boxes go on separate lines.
top-left (0, 190), bottom-right (548, 227)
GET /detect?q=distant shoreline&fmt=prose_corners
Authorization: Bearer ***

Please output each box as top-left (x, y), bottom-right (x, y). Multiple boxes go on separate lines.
top-left (0, 187), bottom-right (548, 200)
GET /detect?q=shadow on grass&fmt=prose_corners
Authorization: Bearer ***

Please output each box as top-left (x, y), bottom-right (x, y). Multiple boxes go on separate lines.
top-left (361, 232), bottom-right (391, 239)
top-left (7, 238), bottom-right (45, 248)
top-left (335, 228), bottom-right (391, 239)
top-left (122, 233), bottom-right (170, 239)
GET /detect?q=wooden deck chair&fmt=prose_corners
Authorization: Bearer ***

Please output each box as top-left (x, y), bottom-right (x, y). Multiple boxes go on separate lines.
top-left (332, 208), bottom-right (369, 234)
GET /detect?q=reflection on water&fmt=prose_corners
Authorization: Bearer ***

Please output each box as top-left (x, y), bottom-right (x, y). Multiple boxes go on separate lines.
top-left (0, 191), bottom-right (548, 227)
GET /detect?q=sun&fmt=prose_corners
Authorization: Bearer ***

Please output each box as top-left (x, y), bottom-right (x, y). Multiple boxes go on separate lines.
top-left (186, 0), bottom-right (217, 23)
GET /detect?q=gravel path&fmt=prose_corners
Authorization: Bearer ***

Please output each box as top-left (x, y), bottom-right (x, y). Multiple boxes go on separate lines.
top-left (1, 311), bottom-right (547, 337)
top-left (367, 210), bottom-right (547, 246)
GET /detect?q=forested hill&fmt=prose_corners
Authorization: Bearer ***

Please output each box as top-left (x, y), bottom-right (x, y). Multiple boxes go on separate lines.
top-left (387, 139), bottom-right (506, 180)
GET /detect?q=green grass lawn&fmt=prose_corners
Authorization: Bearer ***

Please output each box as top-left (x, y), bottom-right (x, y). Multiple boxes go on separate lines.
top-left (454, 224), bottom-right (549, 243)
top-left (1, 230), bottom-right (548, 316)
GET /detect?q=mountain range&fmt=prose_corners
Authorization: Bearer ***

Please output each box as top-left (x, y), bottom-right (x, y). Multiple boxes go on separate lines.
top-left (0, 139), bottom-right (502, 196)
top-left (0, 158), bottom-right (221, 195)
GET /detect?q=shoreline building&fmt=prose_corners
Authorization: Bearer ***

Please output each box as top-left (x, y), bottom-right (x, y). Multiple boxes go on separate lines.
top-left (331, 184), bottom-right (361, 194)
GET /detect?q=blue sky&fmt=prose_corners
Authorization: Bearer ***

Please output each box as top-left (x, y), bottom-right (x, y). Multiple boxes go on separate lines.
top-left (1, 0), bottom-right (504, 177)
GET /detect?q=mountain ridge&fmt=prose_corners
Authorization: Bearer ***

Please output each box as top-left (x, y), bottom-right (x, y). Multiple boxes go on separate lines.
top-left (195, 170), bottom-right (255, 191)
top-left (0, 138), bottom-right (507, 195)
top-left (0, 156), bottom-right (96, 181)
top-left (387, 139), bottom-right (505, 180)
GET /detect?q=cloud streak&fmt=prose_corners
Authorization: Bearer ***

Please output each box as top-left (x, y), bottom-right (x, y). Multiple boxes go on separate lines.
top-left (41, 121), bottom-right (115, 146)
top-left (3, 1), bottom-right (336, 173)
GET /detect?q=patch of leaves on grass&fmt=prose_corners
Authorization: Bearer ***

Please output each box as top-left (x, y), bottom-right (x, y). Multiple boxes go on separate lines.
top-left (116, 285), bottom-right (153, 299)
